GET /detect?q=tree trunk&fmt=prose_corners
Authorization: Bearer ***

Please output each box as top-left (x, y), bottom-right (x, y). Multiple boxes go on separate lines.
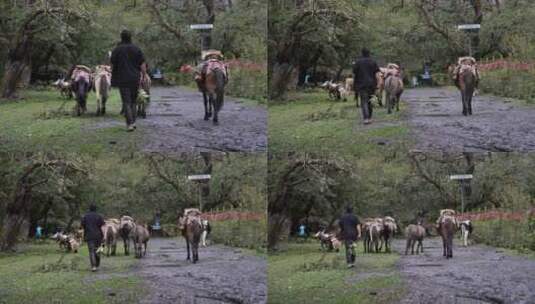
top-left (1, 34), bottom-right (32, 99)
top-left (269, 62), bottom-right (294, 100)
top-left (268, 214), bottom-right (288, 251)
top-left (0, 183), bottom-right (33, 251)
top-left (335, 67), bottom-right (344, 82)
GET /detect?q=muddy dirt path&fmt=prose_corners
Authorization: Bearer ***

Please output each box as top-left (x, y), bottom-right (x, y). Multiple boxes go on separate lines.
top-left (391, 237), bottom-right (535, 304)
top-left (138, 86), bottom-right (267, 153)
top-left (136, 238), bottom-right (267, 304)
top-left (404, 88), bottom-right (535, 152)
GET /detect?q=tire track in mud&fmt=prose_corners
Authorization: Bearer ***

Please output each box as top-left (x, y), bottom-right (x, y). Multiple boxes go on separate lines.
top-left (404, 88), bottom-right (535, 152)
top-left (392, 237), bottom-right (535, 304)
top-left (136, 238), bottom-right (267, 304)
top-left (138, 86), bottom-right (267, 153)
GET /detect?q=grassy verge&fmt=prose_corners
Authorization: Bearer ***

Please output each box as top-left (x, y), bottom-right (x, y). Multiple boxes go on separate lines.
top-left (169, 83), bottom-right (264, 107)
top-left (268, 90), bottom-right (409, 155)
top-left (472, 218), bottom-right (535, 253)
top-left (0, 88), bottom-right (141, 156)
top-left (268, 242), bottom-right (405, 304)
top-left (479, 69), bottom-right (535, 104)
top-left (210, 218), bottom-right (267, 252)
top-left (0, 241), bottom-right (144, 304)
top-left (166, 66), bottom-right (267, 104)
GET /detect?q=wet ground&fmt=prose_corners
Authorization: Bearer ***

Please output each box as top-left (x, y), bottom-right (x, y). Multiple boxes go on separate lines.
top-left (139, 86), bottom-right (267, 153)
top-left (392, 237), bottom-right (535, 304)
top-left (136, 238), bottom-right (267, 304)
top-left (404, 88), bottom-right (535, 152)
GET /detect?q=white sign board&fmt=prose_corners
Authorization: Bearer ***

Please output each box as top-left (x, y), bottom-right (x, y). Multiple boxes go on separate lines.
top-left (188, 174), bottom-right (212, 181)
top-left (457, 24), bottom-right (481, 30)
top-left (190, 24), bottom-right (214, 30)
top-left (449, 174), bottom-right (473, 180)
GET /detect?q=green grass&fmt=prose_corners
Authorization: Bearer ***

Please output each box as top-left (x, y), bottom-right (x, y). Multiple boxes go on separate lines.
top-left (0, 88), bottom-right (141, 156)
top-left (268, 242), bottom-right (405, 304)
top-left (472, 218), bottom-right (535, 253)
top-left (0, 241), bottom-right (145, 304)
top-left (269, 90), bottom-right (410, 156)
top-left (479, 69), bottom-right (535, 104)
top-left (210, 218), bottom-right (267, 252)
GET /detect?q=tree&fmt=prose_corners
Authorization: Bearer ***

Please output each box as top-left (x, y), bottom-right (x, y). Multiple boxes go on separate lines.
top-left (0, 2), bottom-right (90, 98)
top-left (268, 153), bottom-right (356, 250)
top-left (0, 154), bottom-right (88, 251)
top-left (268, 0), bottom-right (361, 99)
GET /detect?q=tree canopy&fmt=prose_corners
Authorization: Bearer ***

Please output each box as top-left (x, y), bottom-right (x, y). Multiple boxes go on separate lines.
top-left (268, 0), bottom-right (535, 99)
top-left (0, 0), bottom-right (266, 98)
top-left (268, 151), bottom-right (535, 250)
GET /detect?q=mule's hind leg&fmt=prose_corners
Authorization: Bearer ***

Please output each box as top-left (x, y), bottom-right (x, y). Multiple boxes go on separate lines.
top-left (213, 91), bottom-right (224, 125)
top-left (186, 238), bottom-right (191, 261)
top-left (377, 90), bottom-right (383, 107)
top-left (467, 94), bottom-right (473, 115)
top-left (102, 96), bottom-right (107, 115)
top-left (396, 92), bottom-right (402, 112)
top-left (192, 242), bottom-right (199, 263)
top-left (447, 236), bottom-right (453, 258)
top-left (386, 92), bottom-right (393, 114)
top-left (461, 92), bottom-right (468, 116)
top-left (96, 97), bottom-right (101, 116)
top-left (203, 92), bottom-right (211, 120)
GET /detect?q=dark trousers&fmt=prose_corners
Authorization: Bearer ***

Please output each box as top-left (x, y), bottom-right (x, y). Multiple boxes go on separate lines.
top-left (119, 86), bottom-right (139, 126)
top-left (357, 88), bottom-right (374, 120)
top-left (87, 240), bottom-right (101, 268)
top-left (345, 240), bottom-right (356, 264)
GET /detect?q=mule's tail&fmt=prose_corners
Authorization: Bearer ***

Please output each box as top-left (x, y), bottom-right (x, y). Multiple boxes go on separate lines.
top-left (106, 226), bottom-right (114, 245)
top-left (214, 68), bottom-right (226, 111)
top-left (77, 81), bottom-right (88, 107)
top-left (99, 75), bottom-right (109, 100)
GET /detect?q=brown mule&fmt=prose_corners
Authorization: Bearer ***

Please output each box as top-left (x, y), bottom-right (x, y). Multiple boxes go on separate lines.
top-left (458, 66), bottom-right (477, 116)
top-left (438, 217), bottom-right (456, 259)
top-left (179, 209), bottom-right (203, 263)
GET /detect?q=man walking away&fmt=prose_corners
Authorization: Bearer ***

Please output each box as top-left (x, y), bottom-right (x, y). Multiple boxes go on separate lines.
top-left (81, 203), bottom-right (105, 272)
top-left (339, 205), bottom-right (361, 268)
top-left (353, 48), bottom-right (380, 125)
top-left (111, 30), bottom-right (146, 132)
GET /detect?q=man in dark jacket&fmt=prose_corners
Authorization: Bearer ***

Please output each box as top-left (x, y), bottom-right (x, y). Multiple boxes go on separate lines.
top-left (339, 205), bottom-right (362, 268)
top-left (110, 30), bottom-right (146, 132)
top-left (353, 48), bottom-right (380, 124)
top-left (81, 203), bottom-right (105, 272)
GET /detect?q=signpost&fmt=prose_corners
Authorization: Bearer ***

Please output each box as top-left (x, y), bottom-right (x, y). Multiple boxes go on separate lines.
top-left (449, 174), bottom-right (473, 214)
top-left (188, 174), bottom-right (211, 211)
top-left (190, 24), bottom-right (213, 30)
top-left (457, 24), bottom-right (481, 30)
top-left (190, 24), bottom-right (214, 56)
top-left (457, 24), bottom-right (481, 57)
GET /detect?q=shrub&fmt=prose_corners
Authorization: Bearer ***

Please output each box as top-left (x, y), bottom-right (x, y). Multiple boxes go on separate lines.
top-left (479, 69), bottom-right (535, 104)
top-left (210, 217), bottom-right (266, 250)
top-left (225, 62), bottom-right (267, 102)
top-left (472, 218), bottom-right (535, 252)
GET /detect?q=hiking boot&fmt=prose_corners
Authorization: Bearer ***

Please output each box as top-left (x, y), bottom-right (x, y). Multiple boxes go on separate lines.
top-left (127, 125), bottom-right (135, 132)
top-left (91, 267), bottom-right (97, 272)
